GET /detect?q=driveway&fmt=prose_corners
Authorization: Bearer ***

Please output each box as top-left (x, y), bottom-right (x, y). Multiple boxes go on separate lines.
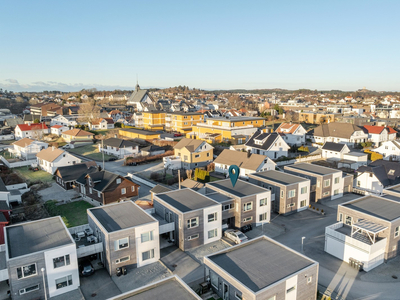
top-left (38, 182), bottom-right (81, 202)
top-left (80, 269), bottom-right (121, 300)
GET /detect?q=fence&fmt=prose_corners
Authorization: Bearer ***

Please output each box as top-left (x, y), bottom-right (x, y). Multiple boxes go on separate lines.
top-left (0, 155), bottom-right (36, 168)
top-left (275, 154), bottom-right (322, 166)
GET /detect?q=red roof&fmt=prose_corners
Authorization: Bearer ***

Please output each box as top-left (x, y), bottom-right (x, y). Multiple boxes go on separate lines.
top-left (51, 125), bottom-right (63, 129)
top-left (101, 118), bottom-right (114, 124)
top-left (276, 123), bottom-right (300, 134)
top-left (363, 125), bottom-right (397, 135)
top-left (16, 123), bottom-right (48, 131)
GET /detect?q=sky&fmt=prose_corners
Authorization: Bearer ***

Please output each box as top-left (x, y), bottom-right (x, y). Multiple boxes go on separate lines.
top-left (1, 0), bottom-right (400, 92)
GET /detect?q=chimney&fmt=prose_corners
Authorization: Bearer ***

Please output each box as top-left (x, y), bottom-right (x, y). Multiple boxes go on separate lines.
top-left (52, 146), bottom-right (55, 151)
top-left (247, 150), bottom-right (251, 158)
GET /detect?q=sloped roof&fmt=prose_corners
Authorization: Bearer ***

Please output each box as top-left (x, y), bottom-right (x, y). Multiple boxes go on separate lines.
top-left (5, 117), bottom-right (23, 127)
top-left (12, 137), bottom-right (35, 147)
top-left (174, 138), bottom-right (205, 152)
top-left (103, 138), bottom-right (138, 148)
top-left (357, 160), bottom-right (400, 186)
top-left (214, 149), bottom-right (274, 171)
top-left (363, 125), bottom-right (397, 135)
top-left (128, 90), bottom-right (152, 103)
top-left (62, 128), bottom-right (94, 137)
top-left (51, 125), bottom-right (64, 129)
top-left (150, 184), bottom-right (172, 194)
top-left (322, 142), bottom-right (347, 152)
top-left (36, 147), bottom-right (65, 162)
top-left (276, 123), bottom-right (301, 134)
top-left (313, 123), bottom-right (363, 139)
top-left (77, 170), bottom-right (119, 192)
top-left (16, 123), bottom-right (48, 131)
top-left (245, 131), bottom-right (280, 151)
top-left (56, 162), bottom-right (97, 181)
top-left (101, 118), bottom-right (114, 124)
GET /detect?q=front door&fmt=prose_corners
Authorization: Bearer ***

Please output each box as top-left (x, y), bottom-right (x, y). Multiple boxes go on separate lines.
top-left (223, 282), bottom-right (229, 300)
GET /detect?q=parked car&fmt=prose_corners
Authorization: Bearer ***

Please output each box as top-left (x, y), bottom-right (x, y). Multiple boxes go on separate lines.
top-left (62, 144), bottom-right (71, 149)
top-left (79, 260), bottom-right (95, 276)
top-left (108, 157), bottom-right (117, 161)
top-left (224, 229), bottom-right (248, 244)
top-left (173, 133), bottom-right (182, 137)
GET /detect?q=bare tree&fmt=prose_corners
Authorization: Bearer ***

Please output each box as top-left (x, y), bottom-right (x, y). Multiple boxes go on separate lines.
top-left (78, 100), bottom-right (101, 123)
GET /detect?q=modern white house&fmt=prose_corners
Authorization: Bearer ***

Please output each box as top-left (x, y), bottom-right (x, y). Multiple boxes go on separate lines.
top-left (98, 138), bottom-right (139, 159)
top-left (245, 131), bottom-right (290, 160)
top-left (9, 138), bottom-right (48, 160)
top-left (214, 149), bottom-right (276, 178)
top-left (321, 142), bottom-right (368, 170)
top-left (89, 118), bottom-right (114, 130)
top-left (374, 140), bottom-right (400, 161)
top-left (363, 125), bottom-right (397, 146)
top-left (50, 115), bottom-right (78, 127)
top-left (275, 122), bottom-right (307, 146)
top-left (36, 147), bottom-right (81, 174)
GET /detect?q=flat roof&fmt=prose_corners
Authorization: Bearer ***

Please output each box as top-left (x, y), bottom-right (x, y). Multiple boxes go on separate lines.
top-left (384, 185), bottom-right (400, 194)
top-left (342, 195), bottom-right (400, 221)
top-left (206, 192), bottom-right (234, 203)
top-left (120, 128), bottom-right (160, 135)
top-left (155, 189), bottom-right (218, 213)
top-left (285, 163), bottom-right (339, 175)
top-left (206, 236), bottom-right (315, 293)
top-left (109, 276), bottom-right (201, 300)
top-left (207, 179), bottom-right (269, 197)
top-left (6, 217), bottom-right (73, 259)
top-left (212, 116), bottom-right (264, 122)
top-left (249, 170), bottom-right (307, 185)
top-left (344, 152), bottom-right (367, 157)
top-left (90, 201), bottom-right (156, 232)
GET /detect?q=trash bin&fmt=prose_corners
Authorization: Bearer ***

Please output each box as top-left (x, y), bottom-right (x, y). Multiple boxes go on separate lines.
top-left (122, 266), bottom-right (127, 275)
top-left (116, 267), bottom-right (122, 277)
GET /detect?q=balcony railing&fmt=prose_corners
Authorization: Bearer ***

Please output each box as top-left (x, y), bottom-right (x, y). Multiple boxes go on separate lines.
top-left (77, 242), bottom-right (103, 258)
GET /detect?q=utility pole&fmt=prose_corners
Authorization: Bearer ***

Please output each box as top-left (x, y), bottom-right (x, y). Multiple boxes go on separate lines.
top-left (102, 138), bottom-right (105, 170)
top-left (178, 169), bottom-right (181, 189)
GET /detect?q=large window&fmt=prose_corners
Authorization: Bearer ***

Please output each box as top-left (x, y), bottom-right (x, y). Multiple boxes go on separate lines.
top-left (19, 284), bottom-right (39, 295)
top-left (55, 275), bottom-right (73, 289)
top-left (259, 198), bottom-right (268, 206)
top-left (334, 189), bottom-right (339, 195)
top-left (141, 231), bottom-right (154, 243)
top-left (259, 213), bottom-right (268, 222)
top-left (53, 255), bottom-right (70, 269)
top-left (287, 189), bottom-right (296, 198)
top-left (395, 226), bottom-right (399, 238)
top-left (334, 177), bottom-right (340, 184)
top-left (324, 179), bottom-right (331, 187)
top-left (17, 263), bottom-right (37, 279)
top-left (121, 188), bottom-right (126, 195)
top-left (142, 249), bottom-right (155, 261)
top-left (345, 216), bottom-right (352, 225)
top-left (243, 216), bottom-right (253, 222)
top-left (222, 203), bottom-right (234, 211)
top-left (208, 228), bottom-right (218, 239)
top-left (235, 291), bottom-right (243, 300)
top-left (210, 271), bottom-right (218, 288)
top-left (300, 200), bottom-right (307, 207)
top-left (116, 237), bottom-right (129, 250)
top-left (187, 217), bottom-right (199, 228)
top-left (301, 186), bottom-right (308, 194)
top-left (208, 212), bottom-right (217, 222)
top-left (243, 202), bottom-right (252, 212)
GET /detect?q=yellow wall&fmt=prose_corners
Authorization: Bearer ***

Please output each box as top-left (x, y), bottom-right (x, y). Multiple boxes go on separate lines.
top-left (119, 129), bottom-right (160, 140)
top-left (143, 112), bottom-right (166, 131)
top-left (168, 113), bottom-right (203, 133)
top-left (174, 146), bottom-right (213, 163)
top-left (62, 134), bottom-right (93, 142)
top-left (299, 113), bottom-right (336, 124)
top-left (206, 118), bottom-right (265, 128)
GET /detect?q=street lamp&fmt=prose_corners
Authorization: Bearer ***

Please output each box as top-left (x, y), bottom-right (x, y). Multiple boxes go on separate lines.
top-left (301, 237), bottom-right (306, 253)
top-left (41, 268), bottom-right (47, 300)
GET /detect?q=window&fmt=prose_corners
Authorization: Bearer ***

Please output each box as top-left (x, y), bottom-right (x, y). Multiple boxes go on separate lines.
top-left (188, 234), bottom-right (199, 240)
top-left (207, 152), bottom-right (210, 157)
top-left (208, 212), bottom-right (217, 222)
top-left (324, 179), bottom-right (331, 187)
top-left (259, 213), bottom-right (268, 222)
top-left (300, 200), bottom-right (307, 207)
top-left (19, 284), bottom-right (40, 295)
top-left (116, 256), bottom-right (130, 264)
top-left (89, 187), bottom-right (92, 194)
top-left (301, 186), bottom-right (308, 194)
top-left (121, 188), bottom-right (126, 195)
top-left (323, 191), bottom-right (330, 197)
top-left (243, 216), bottom-right (253, 222)
top-left (195, 154), bottom-right (200, 158)
top-left (187, 217), bottom-right (199, 228)
top-left (208, 228), bottom-right (218, 239)
top-left (55, 275), bottom-right (73, 289)
top-left (235, 291), bottom-right (243, 299)
top-left (357, 180), bottom-right (361, 187)
top-left (141, 231), bottom-right (154, 243)
top-left (116, 237), bottom-right (129, 250)
top-left (388, 169), bottom-right (395, 175)
top-left (131, 186), bottom-right (135, 192)
top-left (281, 190), bottom-right (284, 198)
top-left (339, 213), bottom-right (343, 222)
top-left (243, 202), bottom-right (252, 212)
top-left (345, 216), bottom-right (352, 225)
top-left (222, 203), bottom-right (234, 211)
top-left (287, 189), bottom-right (296, 198)
top-left (287, 203), bottom-right (295, 208)
top-left (53, 255), bottom-right (70, 269)
top-left (286, 286), bottom-right (296, 293)
top-left (259, 198), bottom-right (267, 206)
top-left (267, 296), bottom-right (276, 300)
top-left (334, 177), bottom-right (340, 184)
top-left (307, 276), bottom-right (313, 283)
top-left (317, 181), bottom-right (320, 187)
top-left (142, 249), bottom-right (155, 261)
top-left (116, 178), bottom-right (121, 184)
top-left (210, 271), bottom-right (218, 288)
top-left (395, 226), bottom-right (399, 238)
top-left (17, 264), bottom-right (37, 279)
top-left (334, 189), bottom-right (339, 195)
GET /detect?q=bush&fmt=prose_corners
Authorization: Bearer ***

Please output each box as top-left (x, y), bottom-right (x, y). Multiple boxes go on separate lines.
top-left (321, 209), bottom-right (324, 213)
top-left (309, 204), bottom-right (312, 208)
top-left (298, 146), bottom-right (309, 152)
top-left (316, 208), bottom-right (319, 211)
top-left (312, 206), bottom-right (315, 210)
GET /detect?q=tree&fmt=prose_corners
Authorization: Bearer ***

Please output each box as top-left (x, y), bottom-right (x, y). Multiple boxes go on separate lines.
top-left (33, 118), bottom-right (40, 124)
top-left (274, 104), bottom-right (284, 115)
top-left (78, 99), bottom-right (100, 123)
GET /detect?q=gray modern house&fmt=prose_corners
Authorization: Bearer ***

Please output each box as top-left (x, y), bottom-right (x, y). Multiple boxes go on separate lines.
top-left (204, 236), bottom-right (319, 300)
top-left (248, 170), bottom-right (310, 215)
top-left (153, 189), bottom-right (222, 251)
top-left (205, 179), bottom-right (271, 229)
top-left (284, 163), bottom-right (353, 202)
top-left (88, 201), bottom-right (160, 276)
top-left (108, 275), bottom-right (202, 300)
top-left (4, 217), bottom-right (80, 300)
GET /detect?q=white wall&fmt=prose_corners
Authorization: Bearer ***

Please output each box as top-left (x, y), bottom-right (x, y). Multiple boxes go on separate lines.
top-left (203, 205), bottom-right (222, 245)
top-left (375, 141), bottom-right (400, 161)
top-left (44, 244), bottom-right (80, 298)
top-left (255, 191), bottom-right (271, 226)
top-left (134, 221), bottom-right (160, 268)
top-left (39, 152), bottom-right (81, 174)
top-left (297, 180), bottom-right (310, 211)
top-left (355, 172), bottom-right (383, 194)
top-left (285, 274), bottom-right (298, 300)
top-left (331, 172), bottom-right (343, 200)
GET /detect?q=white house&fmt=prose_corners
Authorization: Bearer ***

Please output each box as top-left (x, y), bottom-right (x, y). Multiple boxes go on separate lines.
top-left (363, 125), bottom-right (397, 146)
top-left (275, 123), bottom-right (307, 146)
top-left (108, 110), bottom-right (123, 122)
top-left (89, 118), bottom-right (114, 130)
top-left (245, 131), bottom-right (290, 159)
top-left (50, 115), bottom-right (78, 127)
top-left (322, 142), bottom-right (350, 160)
top-left (51, 125), bottom-right (69, 136)
top-left (36, 147), bottom-right (82, 174)
top-left (311, 123), bottom-right (368, 147)
top-left (14, 123), bottom-right (49, 140)
top-left (374, 140), bottom-right (400, 161)
top-left (9, 138), bottom-right (48, 160)
top-left (214, 149), bottom-right (276, 178)
top-left (98, 138), bottom-right (139, 159)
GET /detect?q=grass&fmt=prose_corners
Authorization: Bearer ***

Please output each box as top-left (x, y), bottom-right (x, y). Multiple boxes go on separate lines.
top-left (14, 166), bottom-right (53, 184)
top-left (68, 144), bottom-right (115, 161)
top-left (0, 140), bottom-right (15, 145)
top-left (45, 200), bottom-right (94, 227)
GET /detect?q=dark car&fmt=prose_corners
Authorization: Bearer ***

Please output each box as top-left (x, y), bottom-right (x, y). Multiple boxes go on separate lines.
top-left (79, 260), bottom-right (95, 276)
top-left (108, 157), bottom-right (117, 161)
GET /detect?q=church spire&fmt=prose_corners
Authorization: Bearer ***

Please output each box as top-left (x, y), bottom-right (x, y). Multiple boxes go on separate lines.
top-left (135, 75), bottom-right (140, 92)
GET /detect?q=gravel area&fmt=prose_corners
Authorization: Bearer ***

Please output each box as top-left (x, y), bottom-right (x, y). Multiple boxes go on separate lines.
top-left (38, 182), bottom-right (81, 202)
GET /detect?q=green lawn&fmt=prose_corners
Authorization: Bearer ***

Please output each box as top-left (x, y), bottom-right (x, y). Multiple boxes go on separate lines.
top-left (45, 200), bottom-right (94, 227)
top-left (14, 166), bottom-right (54, 183)
top-left (68, 144), bottom-right (115, 161)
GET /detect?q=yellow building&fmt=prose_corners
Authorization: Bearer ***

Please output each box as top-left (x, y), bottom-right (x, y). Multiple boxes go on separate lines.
top-left (165, 112), bottom-right (203, 133)
top-left (119, 128), bottom-right (160, 140)
top-left (173, 138), bottom-right (213, 169)
top-left (187, 116), bottom-right (266, 144)
top-left (61, 129), bottom-right (94, 143)
top-left (299, 111), bottom-right (339, 124)
top-left (142, 111), bottom-right (166, 131)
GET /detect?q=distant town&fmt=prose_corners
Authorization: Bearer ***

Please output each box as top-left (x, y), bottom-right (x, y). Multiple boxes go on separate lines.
top-left (0, 84), bottom-right (399, 300)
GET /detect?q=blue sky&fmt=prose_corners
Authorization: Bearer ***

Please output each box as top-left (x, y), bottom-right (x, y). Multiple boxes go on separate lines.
top-left (1, 1), bottom-right (399, 92)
